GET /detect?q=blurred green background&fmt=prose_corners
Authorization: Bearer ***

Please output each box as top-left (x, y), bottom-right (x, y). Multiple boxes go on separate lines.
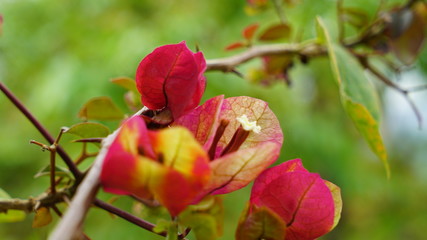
top-left (1, 0), bottom-right (427, 239)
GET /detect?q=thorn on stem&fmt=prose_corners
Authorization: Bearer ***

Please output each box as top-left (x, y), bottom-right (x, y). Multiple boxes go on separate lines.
top-left (30, 140), bottom-right (50, 151)
top-left (231, 69), bottom-right (244, 78)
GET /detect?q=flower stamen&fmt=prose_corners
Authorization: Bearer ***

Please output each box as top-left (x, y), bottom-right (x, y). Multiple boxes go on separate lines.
top-left (208, 119), bottom-right (230, 160)
top-left (236, 114), bottom-right (261, 134)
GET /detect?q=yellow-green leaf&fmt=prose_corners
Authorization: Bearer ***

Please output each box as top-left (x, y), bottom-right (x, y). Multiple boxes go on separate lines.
top-left (65, 122), bottom-right (110, 139)
top-left (111, 77), bottom-right (142, 111)
top-left (180, 213), bottom-right (218, 240)
top-left (32, 207), bottom-right (52, 228)
top-left (179, 196), bottom-right (224, 238)
top-left (153, 219), bottom-right (171, 234)
top-left (78, 96), bottom-right (124, 121)
top-left (111, 77), bottom-right (138, 92)
top-left (317, 17), bottom-right (390, 177)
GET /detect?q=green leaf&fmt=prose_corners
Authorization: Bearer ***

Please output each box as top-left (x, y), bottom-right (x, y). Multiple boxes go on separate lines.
top-left (0, 188), bottom-right (10, 199)
top-left (317, 17), bottom-right (390, 178)
top-left (0, 188), bottom-right (26, 223)
top-left (236, 204), bottom-right (286, 240)
top-left (166, 221), bottom-right (178, 240)
top-left (111, 77), bottom-right (138, 92)
top-left (258, 23), bottom-right (291, 41)
top-left (111, 77), bottom-right (142, 111)
top-left (34, 165), bottom-right (72, 179)
top-left (179, 196), bottom-right (224, 237)
top-left (180, 213), bottom-right (218, 240)
top-left (78, 96), bottom-right (124, 121)
top-left (153, 219), bottom-right (171, 234)
top-left (65, 122), bottom-right (110, 139)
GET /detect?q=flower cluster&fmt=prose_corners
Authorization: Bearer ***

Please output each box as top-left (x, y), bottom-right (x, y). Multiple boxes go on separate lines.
top-left (100, 42), bottom-right (341, 238)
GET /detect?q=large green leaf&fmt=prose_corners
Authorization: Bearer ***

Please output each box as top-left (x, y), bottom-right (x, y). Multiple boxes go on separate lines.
top-left (317, 17), bottom-right (390, 178)
top-left (78, 96), bottom-right (124, 121)
top-left (0, 188), bottom-right (26, 223)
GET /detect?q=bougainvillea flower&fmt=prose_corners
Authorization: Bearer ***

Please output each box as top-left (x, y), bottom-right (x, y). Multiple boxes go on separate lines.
top-left (100, 116), bottom-right (211, 216)
top-left (249, 159), bottom-right (342, 240)
top-left (174, 95), bottom-right (283, 197)
top-left (136, 41), bottom-right (206, 122)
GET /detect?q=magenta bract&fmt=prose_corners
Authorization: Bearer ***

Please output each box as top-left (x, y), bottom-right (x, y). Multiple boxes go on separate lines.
top-left (250, 159), bottom-right (342, 240)
top-left (136, 41), bottom-right (206, 120)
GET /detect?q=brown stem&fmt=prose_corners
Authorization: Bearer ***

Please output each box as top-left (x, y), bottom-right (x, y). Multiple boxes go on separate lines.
top-left (0, 190), bottom-right (70, 213)
top-left (93, 199), bottom-right (166, 237)
top-left (407, 84), bottom-right (427, 92)
top-left (360, 59), bottom-right (423, 129)
top-left (205, 43), bottom-right (326, 72)
top-left (49, 149), bottom-right (57, 195)
top-left (0, 82), bottom-right (82, 179)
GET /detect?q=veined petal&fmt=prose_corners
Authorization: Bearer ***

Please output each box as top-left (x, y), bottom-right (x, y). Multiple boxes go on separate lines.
top-left (215, 96), bottom-right (283, 154)
top-left (206, 142), bottom-right (280, 195)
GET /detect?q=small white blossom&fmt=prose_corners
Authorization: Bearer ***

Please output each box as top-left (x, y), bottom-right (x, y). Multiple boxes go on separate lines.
top-left (236, 114), bottom-right (261, 134)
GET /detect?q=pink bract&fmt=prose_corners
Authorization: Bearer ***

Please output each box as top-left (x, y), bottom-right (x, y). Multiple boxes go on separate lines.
top-left (136, 41), bottom-right (206, 120)
top-left (250, 159), bottom-right (342, 240)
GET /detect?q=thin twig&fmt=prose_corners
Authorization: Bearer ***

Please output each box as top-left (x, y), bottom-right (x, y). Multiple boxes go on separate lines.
top-left (407, 84), bottom-right (427, 92)
top-left (361, 60), bottom-right (423, 129)
top-left (52, 205), bottom-right (63, 217)
top-left (205, 43), bottom-right (326, 72)
top-left (73, 138), bottom-right (104, 143)
top-left (0, 82), bottom-right (82, 179)
top-left (93, 199), bottom-right (165, 237)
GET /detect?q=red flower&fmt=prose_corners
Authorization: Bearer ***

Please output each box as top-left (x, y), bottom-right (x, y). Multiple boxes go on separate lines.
top-left (247, 159), bottom-right (342, 240)
top-left (136, 41), bottom-right (206, 121)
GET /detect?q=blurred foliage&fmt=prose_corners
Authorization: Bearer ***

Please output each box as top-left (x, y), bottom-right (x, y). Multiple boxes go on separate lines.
top-left (1, 0), bottom-right (427, 239)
